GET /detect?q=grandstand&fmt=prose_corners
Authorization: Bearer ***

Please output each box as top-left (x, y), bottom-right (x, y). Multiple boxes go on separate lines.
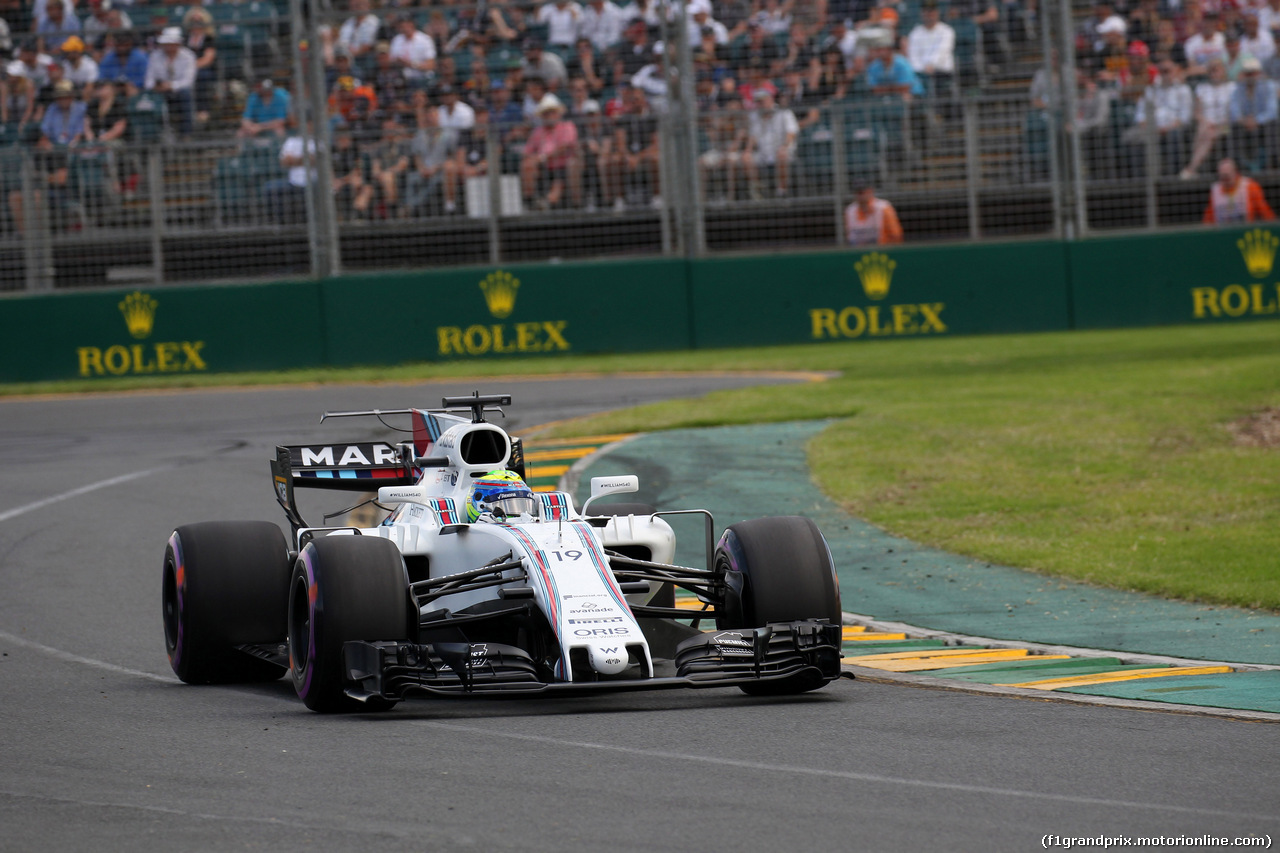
top-left (0, 0), bottom-right (1275, 290)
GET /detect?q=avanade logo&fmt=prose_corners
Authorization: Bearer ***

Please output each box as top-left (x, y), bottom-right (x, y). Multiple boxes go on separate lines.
top-left (436, 271), bottom-right (570, 357)
top-left (76, 290), bottom-right (208, 377)
top-left (809, 252), bottom-right (947, 340)
top-left (1190, 228), bottom-right (1280, 320)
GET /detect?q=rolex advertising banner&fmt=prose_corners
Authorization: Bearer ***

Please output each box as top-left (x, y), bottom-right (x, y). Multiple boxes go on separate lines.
top-left (688, 241), bottom-right (1071, 350)
top-left (319, 258), bottom-right (690, 367)
top-left (0, 281), bottom-right (325, 383)
top-left (1069, 227), bottom-right (1280, 329)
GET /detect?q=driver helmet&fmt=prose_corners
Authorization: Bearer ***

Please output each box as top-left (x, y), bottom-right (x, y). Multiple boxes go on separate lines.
top-left (467, 470), bottom-right (535, 521)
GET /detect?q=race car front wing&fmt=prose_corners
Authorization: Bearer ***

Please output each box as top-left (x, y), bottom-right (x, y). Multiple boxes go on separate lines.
top-left (342, 621), bottom-right (843, 702)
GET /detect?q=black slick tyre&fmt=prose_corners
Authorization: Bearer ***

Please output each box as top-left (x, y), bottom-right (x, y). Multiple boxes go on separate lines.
top-left (714, 515), bottom-right (842, 695)
top-left (288, 534), bottom-right (411, 713)
top-left (162, 521), bottom-right (292, 684)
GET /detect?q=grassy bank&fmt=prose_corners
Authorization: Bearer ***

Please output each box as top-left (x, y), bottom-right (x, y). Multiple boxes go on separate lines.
top-left (542, 324), bottom-right (1280, 612)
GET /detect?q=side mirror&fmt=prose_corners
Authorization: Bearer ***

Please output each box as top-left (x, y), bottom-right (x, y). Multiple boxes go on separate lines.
top-left (582, 475), bottom-right (639, 516)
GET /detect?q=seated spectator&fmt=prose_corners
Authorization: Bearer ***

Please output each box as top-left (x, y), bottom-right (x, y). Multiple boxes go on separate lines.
top-left (611, 85), bottom-right (659, 208)
top-left (1203, 157), bottom-right (1275, 222)
top-left (331, 126), bottom-right (373, 219)
top-left (906, 0), bottom-right (956, 98)
top-left (537, 0), bottom-right (582, 49)
top-left (60, 37), bottom-right (98, 90)
top-left (1119, 40), bottom-right (1157, 102)
top-left (687, 6), bottom-right (730, 47)
top-left (1092, 15), bottom-right (1130, 82)
top-left (1150, 19), bottom-right (1187, 67)
top-left (1228, 57), bottom-right (1277, 172)
top-left (33, 60), bottom-right (70, 124)
top-left (239, 77), bottom-right (291, 139)
top-left (1071, 69), bottom-right (1117, 178)
top-left (444, 104), bottom-right (491, 214)
top-left (566, 37), bottom-right (605, 96)
top-left (698, 94), bottom-right (747, 203)
top-left (579, 0), bottom-right (627, 53)
top-left (521, 93), bottom-right (578, 209)
top-left (1185, 12), bottom-right (1226, 78)
top-left (263, 130), bottom-right (315, 223)
top-left (522, 38), bottom-right (568, 90)
top-left (948, 0), bottom-right (1005, 73)
top-left (1260, 0), bottom-right (1280, 42)
top-left (87, 78), bottom-right (128, 143)
top-left (2, 63), bottom-right (38, 127)
top-left (14, 40), bottom-right (53, 90)
top-left (328, 75), bottom-right (379, 136)
top-left (743, 88), bottom-right (798, 198)
top-left (337, 0), bottom-right (381, 74)
top-left (146, 27), bottom-right (197, 135)
top-left (183, 9), bottom-right (218, 127)
top-left (98, 32), bottom-right (148, 91)
top-left (437, 83), bottom-right (476, 132)
top-left (571, 98), bottom-right (612, 209)
top-left (864, 42), bottom-right (924, 101)
top-left (39, 78), bottom-right (86, 147)
top-left (845, 181), bottom-right (903, 245)
top-left (1241, 11), bottom-right (1276, 66)
top-left (631, 50), bottom-right (669, 113)
top-left (368, 115), bottom-right (412, 216)
top-left (607, 18), bottom-right (653, 80)
top-left (1181, 59), bottom-right (1235, 178)
top-left (734, 19), bottom-right (784, 71)
top-left (370, 42), bottom-right (411, 119)
top-left (1128, 0), bottom-right (1162, 47)
top-left (389, 15), bottom-right (438, 83)
top-left (36, 0), bottom-right (79, 54)
top-left (1124, 57), bottom-right (1192, 175)
top-left (810, 45), bottom-right (850, 104)
top-left (83, 0), bottom-right (133, 49)
top-left (405, 97), bottom-right (453, 216)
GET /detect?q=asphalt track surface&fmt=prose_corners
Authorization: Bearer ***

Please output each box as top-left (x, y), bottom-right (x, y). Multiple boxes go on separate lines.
top-left (2, 377), bottom-right (1279, 852)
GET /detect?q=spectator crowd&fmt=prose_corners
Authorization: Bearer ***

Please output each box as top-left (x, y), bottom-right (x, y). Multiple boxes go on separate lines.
top-left (3, 0), bottom-right (1275, 232)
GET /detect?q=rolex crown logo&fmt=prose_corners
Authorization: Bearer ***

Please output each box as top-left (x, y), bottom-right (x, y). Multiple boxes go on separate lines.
top-left (1237, 228), bottom-right (1278, 279)
top-left (479, 270), bottom-right (520, 319)
top-left (854, 252), bottom-right (896, 300)
top-left (118, 291), bottom-right (158, 339)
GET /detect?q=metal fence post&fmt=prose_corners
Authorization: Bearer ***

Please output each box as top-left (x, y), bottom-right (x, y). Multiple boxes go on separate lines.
top-left (964, 98), bottom-right (982, 239)
top-left (486, 122), bottom-right (502, 264)
top-left (831, 106), bottom-right (848, 246)
top-left (21, 152), bottom-right (53, 292)
top-left (1144, 105), bottom-right (1159, 229)
top-left (148, 147), bottom-right (165, 284)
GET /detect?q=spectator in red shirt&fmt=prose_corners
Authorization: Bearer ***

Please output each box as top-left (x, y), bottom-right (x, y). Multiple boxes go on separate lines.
top-left (521, 93), bottom-right (579, 209)
top-left (1203, 157), bottom-right (1276, 222)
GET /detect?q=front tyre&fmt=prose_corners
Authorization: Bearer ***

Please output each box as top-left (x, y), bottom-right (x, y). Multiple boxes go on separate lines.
top-left (288, 534), bottom-right (411, 713)
top-left (162, 521), bottom-right (291, 684)
top-left (715, 516), bottom-right (842, 696)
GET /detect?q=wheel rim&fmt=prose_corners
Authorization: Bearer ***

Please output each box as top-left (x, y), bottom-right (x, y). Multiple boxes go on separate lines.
top-left (288, 574), bottom-right (311, 675)
top-left (162, 558), bottom-right (181, 656)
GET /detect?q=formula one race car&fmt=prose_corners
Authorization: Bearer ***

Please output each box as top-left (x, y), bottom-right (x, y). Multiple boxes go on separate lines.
top-left (161, 393), bottom-right (844, 712)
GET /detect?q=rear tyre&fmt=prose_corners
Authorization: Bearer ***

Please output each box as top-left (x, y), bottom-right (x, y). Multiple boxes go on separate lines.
top-left (288, 534), bottom-right (411, 713)
top-left (162, 521), bottom-right (292, 684)
top-left (714, 516), bottom-right (842, 696)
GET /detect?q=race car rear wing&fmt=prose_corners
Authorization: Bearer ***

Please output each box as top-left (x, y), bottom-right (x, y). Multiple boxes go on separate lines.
top-left (271, 442), bottom-right (417, 530)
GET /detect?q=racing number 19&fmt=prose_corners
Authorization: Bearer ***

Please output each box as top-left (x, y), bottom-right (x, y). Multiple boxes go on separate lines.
top-left (548, 550), bottom-right (583, 562)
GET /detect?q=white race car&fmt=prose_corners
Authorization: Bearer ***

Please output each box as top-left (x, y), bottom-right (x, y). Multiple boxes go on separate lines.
top-left (161, 393), bottom-right (844, 712)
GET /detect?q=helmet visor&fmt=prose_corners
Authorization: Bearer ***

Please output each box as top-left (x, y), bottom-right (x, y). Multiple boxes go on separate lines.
top-left (492, 495), bottom-right (536, 518)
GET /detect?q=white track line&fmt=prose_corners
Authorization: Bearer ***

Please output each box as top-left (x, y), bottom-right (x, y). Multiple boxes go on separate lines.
top-left (0, 630), bottom-right (176, 683)
top-left (415, 721), bottom-right (1280, 824)
top-left (0, 467), bottom-right (168, 524)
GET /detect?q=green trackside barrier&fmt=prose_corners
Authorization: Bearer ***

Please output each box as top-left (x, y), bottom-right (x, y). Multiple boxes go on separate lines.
top-left (0, 280), bottom-right (325, 383)
top-left (687, 241), bottom-right (1072, 350)
top-left (1068, 226), bottom-right (1280, 329)
top-left (319, 258), bottom-right (691, 366)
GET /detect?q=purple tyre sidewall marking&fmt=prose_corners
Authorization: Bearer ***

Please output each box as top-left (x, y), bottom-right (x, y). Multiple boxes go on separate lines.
top-left (295, 548), bottom-right (319, 699)
top-left (167, 531), bottom-right (185, 671)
